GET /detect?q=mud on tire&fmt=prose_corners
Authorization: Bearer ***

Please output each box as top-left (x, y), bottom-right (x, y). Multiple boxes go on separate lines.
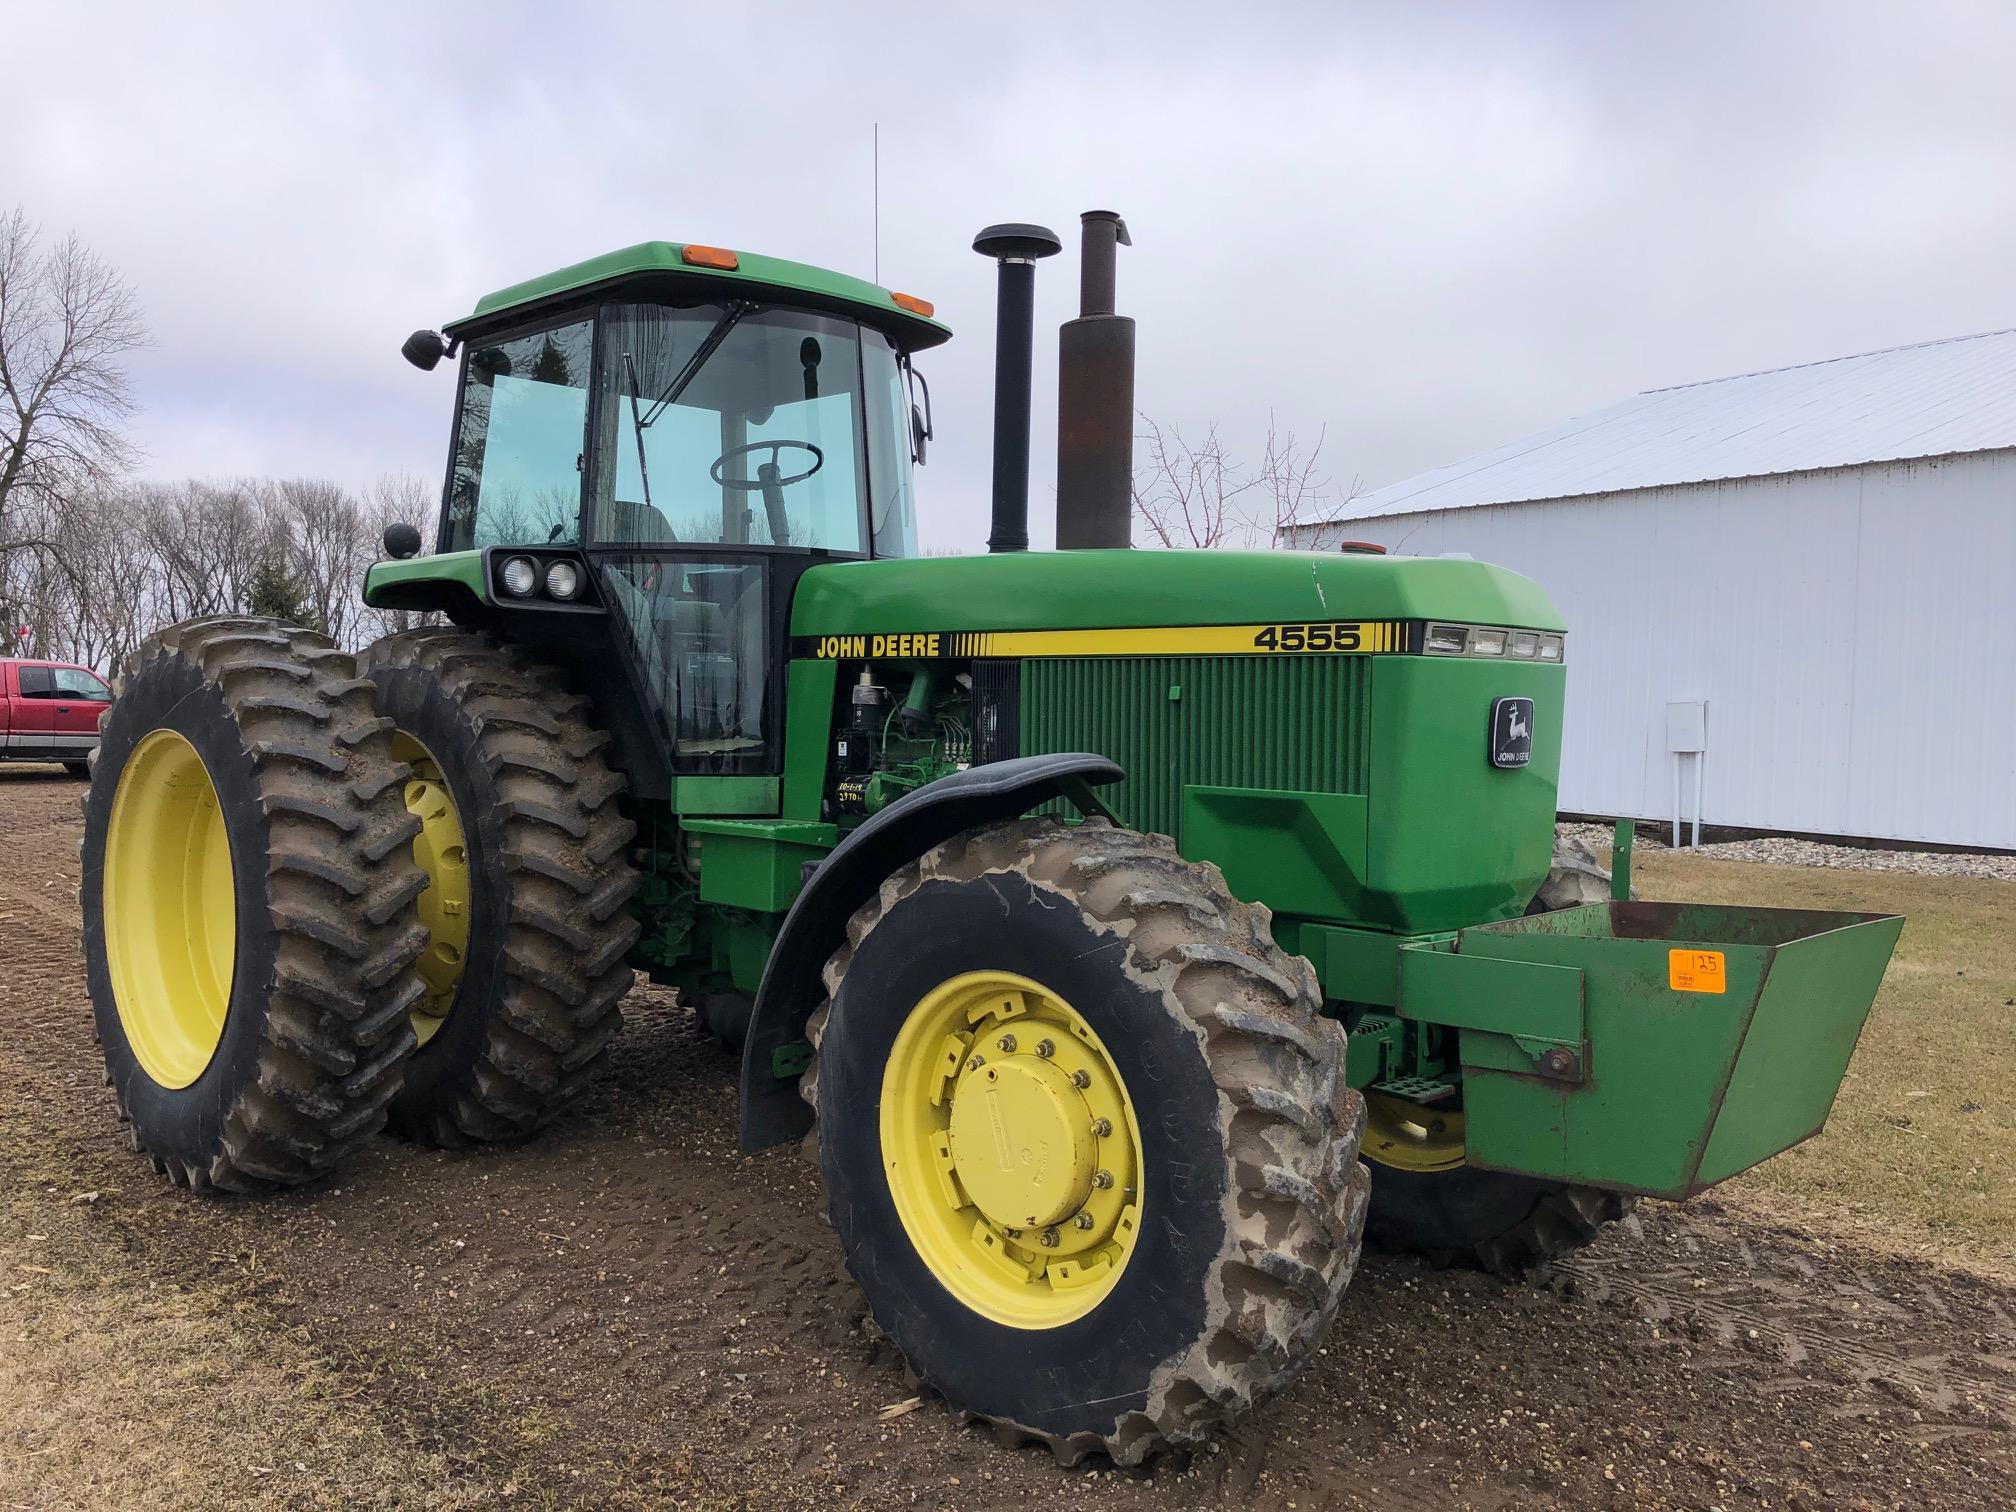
top-left (804, 816), bottom-right (1369, 1467)
top-left (80, 616), bottom-right (429, 1192)
top-left (358, 629), bottom-right (640, 1147)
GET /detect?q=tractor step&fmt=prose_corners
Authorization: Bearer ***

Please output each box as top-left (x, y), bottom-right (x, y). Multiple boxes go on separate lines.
top-left (1370, 1075), bottom-right (1458, 1104)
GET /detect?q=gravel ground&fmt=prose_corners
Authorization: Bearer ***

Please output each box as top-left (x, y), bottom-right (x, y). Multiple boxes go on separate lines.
top-left (1559, 821), bottom-right (2016, 883)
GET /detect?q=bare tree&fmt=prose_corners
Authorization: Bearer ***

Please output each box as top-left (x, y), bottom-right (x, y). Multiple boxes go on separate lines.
top-left (0, 208), bottom-right (148, 536)
top-left (1132, 412), bottom-right (1359, 549)
top-left (357, 472), bottom-right (443, 638)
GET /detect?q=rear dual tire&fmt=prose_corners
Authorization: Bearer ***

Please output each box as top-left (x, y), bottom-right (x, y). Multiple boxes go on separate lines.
top-left (80, 617), bottom-right (429, 1191)
top-left (358, 630), bottom-right (641, 1147)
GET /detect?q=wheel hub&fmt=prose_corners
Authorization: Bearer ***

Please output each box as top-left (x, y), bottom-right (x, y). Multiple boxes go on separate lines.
top-left (947, 1056), bottom-right (1097, 1230)
top-left (1361, 1091), bottom-right (1468, 1173)
top-left (879, 970), bottom-right (1144, 1329)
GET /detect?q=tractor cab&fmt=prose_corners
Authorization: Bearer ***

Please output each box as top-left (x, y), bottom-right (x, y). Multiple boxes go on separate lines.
top-left (383, 242), bottom-right (948, 786)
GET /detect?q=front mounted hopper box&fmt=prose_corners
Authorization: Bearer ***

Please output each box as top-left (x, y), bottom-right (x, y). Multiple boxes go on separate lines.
top-left (1402, 902), bottom-right (1903, 1199)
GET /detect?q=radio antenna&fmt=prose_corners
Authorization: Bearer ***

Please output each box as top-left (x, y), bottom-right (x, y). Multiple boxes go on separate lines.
top-left (873, 122), bottom-right (881, 284)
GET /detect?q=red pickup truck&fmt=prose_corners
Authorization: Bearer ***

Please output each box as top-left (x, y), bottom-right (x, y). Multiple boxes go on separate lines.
top-left (1, 658), bottom-right (113, 775)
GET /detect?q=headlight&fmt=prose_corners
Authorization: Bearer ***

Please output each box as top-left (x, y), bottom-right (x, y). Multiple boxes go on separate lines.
top-left (545, 560), bottom-right (582, 600)
top-left (1508, 630), bottom-right (1540, 658)
top-left (1469, 627), bottom-right (1508, 656)
top-left (1536, 633), bottom-right (1564, 662)
top-left (499, 556), bottom-right (538, 597)
top-left (1426, 623), bottom-right (1469, 655)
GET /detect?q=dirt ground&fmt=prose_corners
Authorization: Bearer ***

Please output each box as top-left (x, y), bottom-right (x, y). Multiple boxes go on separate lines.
top-left (3, 768), bottom-right (2012, 1510)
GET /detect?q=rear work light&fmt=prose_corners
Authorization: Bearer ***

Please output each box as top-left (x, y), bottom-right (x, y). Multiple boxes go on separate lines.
top-left (545, 560), bottom-right (582, 600)
top-left (499, 556), bottom-right (538, 597)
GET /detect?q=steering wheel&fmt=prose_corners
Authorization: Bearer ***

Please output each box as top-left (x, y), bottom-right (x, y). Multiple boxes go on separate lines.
top-left (709, 439), bottom-right (824, 490)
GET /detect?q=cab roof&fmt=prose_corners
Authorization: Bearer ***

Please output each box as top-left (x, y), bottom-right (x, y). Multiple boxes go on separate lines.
top-left (449, 241), bottom-right (952, 352)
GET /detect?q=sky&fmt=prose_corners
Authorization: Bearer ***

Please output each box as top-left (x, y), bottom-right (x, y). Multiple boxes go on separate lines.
top-left (10, 1), bottom-right (2016, 552)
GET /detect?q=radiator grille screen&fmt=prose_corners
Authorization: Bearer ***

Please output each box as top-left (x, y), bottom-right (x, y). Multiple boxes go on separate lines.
top-left (1019, 656), bottom-right (1372, 840)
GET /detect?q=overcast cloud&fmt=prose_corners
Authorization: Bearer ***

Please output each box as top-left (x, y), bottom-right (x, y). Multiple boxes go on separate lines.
top-left (9, 1), bottom-right (2016, 550)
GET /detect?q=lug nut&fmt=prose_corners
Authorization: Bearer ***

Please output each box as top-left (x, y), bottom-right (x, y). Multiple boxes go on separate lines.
top-left (1003, 1227), bottom-right (1022, 1238)
top-left (1093, 1169), bottom-right (1114, 1189)
top-left (1071, 1069), bottom-right (1091, 1089)
top-left (1035, 1039), bottom-right (1055, 1058)
top-left (967, 1054), bottom-right (985, 1071)
top-left (1039, 1228), bottom-right (1059, 1248)
top-left (996, 1034), bottom-right (1017, 1053)
top-left (1090, 1117), bottom-right (1112, 1138)
top-left (1073, 1212), bottom-right (1096, 1231)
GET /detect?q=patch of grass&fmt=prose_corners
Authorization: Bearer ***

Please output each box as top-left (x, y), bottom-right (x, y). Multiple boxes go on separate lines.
top-left (1622, 850), bottom-right (2016, 1277)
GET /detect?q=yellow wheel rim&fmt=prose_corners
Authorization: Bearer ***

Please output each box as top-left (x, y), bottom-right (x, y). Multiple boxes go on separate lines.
top-left (1361, 1092), bottom-right (1467, 1174)
top-left (879, 970), bottom-right (1143, 1330)
top-left (103, 729), bottom-right (237, 1088)
top-left (395, 733), bottom-right (470, 1048)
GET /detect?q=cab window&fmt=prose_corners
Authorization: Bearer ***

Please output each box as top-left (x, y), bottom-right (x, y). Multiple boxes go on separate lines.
top-left (444, 318), bottom-right (595, 551)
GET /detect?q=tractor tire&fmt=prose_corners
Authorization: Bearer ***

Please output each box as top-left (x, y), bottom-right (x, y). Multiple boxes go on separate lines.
top-left (357, 629), bottom-right (641, 1147)
top-left (804, 816), bottom-right (1368, 1467)
top-left (80, 616), bottom-right (428, 1192)
top-left (1361, 832), bottom-right (1638, 1273)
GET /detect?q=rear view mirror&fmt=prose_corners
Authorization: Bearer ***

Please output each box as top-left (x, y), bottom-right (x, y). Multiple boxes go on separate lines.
top-left (910, 403), bottom-right (929, 465)
top-left (401, 329), bottom-right (448, 371)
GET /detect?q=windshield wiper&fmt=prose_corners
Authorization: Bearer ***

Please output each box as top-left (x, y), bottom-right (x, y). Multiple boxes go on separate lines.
top-left (639, 300), bottom-right (756, 429)
top-left (620, 351), bottom-right (658, 520)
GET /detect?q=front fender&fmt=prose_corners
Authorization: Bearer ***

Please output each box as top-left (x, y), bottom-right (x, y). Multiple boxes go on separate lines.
top-left (736, 753), bottom-right (1123, 1153)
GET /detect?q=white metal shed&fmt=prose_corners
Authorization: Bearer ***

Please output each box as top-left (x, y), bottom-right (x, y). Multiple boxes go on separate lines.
top-left (1283, 329), bottom-right (2016, 850)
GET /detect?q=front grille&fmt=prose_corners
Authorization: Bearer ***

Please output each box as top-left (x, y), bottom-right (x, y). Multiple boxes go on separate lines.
top-left (1019, 655), bottom-right (1371, 840)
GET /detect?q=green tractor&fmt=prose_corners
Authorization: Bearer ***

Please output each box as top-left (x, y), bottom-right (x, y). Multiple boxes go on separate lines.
top-left (78, 214), bottom-right (1902, 1464)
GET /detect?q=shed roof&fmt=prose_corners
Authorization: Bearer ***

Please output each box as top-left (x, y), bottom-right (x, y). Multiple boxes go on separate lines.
top-left (1316, 325), bottom-right (2016, 522)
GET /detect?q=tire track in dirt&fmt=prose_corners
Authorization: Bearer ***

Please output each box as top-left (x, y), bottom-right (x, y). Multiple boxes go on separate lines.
top-left (1554, 1237), bottom-right (2016, 1431)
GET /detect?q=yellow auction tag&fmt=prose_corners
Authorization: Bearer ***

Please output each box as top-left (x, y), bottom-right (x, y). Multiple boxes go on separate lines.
top-left (1669, 949), bottom-right (1727, 994)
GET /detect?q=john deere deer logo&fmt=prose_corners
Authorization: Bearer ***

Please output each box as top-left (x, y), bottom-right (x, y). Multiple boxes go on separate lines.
top-left (1489, 697), bottom-right (1535, 769)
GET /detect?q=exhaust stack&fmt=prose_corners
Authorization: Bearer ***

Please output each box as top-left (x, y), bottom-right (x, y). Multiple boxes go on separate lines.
top-left (1055, 210), bottom-right (1135, 550)
top-left (972, 222), bottom-right (1062, 553)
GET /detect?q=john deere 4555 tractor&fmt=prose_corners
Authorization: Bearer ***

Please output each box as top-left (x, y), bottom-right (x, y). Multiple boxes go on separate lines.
top-left (80, 214), bottom-right (1902, 1464)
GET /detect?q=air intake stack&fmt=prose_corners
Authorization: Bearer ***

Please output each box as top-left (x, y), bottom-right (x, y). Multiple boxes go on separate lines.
top-left (1055, 210), bottom-right (1135, 550)
top-left (972, 222), bottom-right (1063, 553)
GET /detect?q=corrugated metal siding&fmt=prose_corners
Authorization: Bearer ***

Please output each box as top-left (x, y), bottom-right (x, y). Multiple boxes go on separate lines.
top-left (1310, 327), bottom-right (2016, 521)
top-left (1021, 656), bottom-right (1372, 840)
top-left (1294, 454), bottom-right (2016, 849)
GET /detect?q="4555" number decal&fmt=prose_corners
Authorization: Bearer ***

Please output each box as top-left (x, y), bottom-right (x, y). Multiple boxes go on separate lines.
top-left (1252, 623), bottom-right (1364, 652)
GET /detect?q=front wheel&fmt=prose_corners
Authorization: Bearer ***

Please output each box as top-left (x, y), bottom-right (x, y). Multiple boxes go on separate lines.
top-left (806, 817), bottom-right (1367, 1465)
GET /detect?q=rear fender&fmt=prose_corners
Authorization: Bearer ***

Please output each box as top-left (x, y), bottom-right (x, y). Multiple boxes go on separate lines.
top-left (736, 753), bottom-right (1122, 1152)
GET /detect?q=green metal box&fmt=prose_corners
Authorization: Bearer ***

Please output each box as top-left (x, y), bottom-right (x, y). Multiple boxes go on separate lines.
top-left (1418, 901), bottom-right (1903, 1199)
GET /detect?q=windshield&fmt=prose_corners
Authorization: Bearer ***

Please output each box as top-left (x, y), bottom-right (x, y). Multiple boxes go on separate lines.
top-left (592, 303), bottom-right (914, 555)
